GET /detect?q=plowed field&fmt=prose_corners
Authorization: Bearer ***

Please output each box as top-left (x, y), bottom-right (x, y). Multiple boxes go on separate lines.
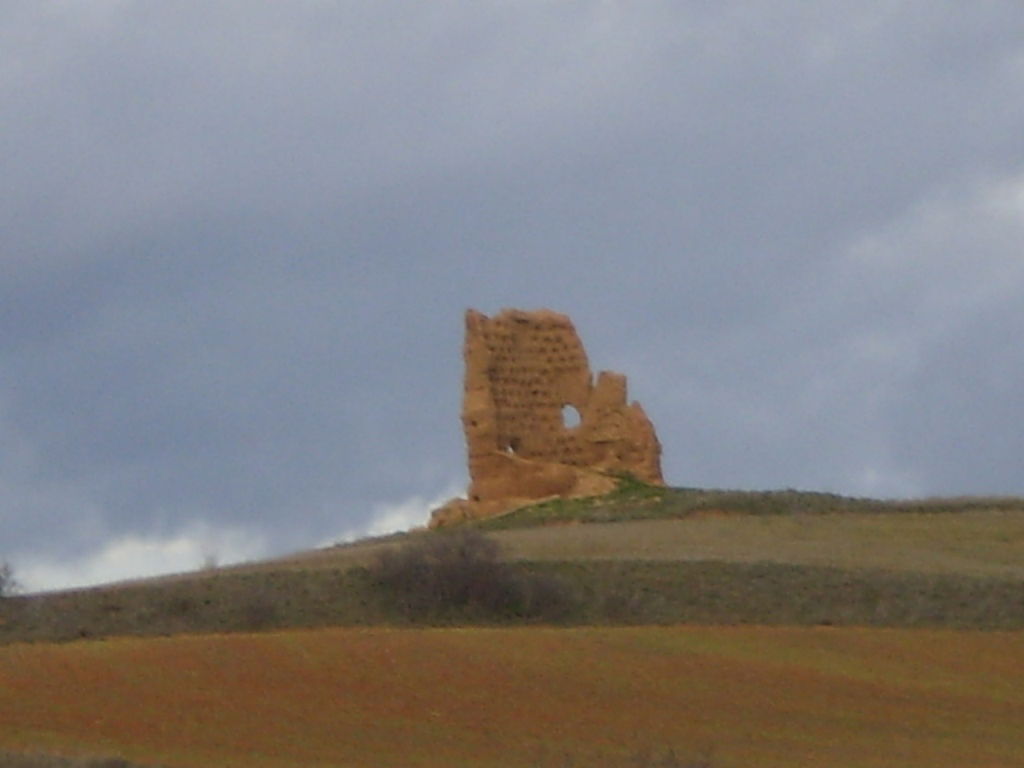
top-left (1, 626), bottom-right (1022, 768)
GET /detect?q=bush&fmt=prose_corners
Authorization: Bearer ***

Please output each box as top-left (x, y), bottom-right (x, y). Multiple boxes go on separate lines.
top-left (369, 529), bottom-right (573, 622)
top-left (0, 560), bottom-right (20, 598)
top-left (0, 752), bottom-right (158, 767)
top-left (532, 745), bottom-right (714, 767)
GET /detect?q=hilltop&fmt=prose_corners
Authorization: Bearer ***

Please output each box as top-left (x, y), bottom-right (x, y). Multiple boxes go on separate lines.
top-left (2, 481), bottom-right (1023, 644)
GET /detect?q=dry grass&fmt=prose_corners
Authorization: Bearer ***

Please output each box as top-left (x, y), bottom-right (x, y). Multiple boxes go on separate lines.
top-left (1, 626), bottom-right (1022, 768)
top-left (70, 489), bottom-right (1024, 589)
top-left (490, 510), bottom-right (1024, 577)
top-left (4, 508), bottom-right (1023, 644)
top-left (5, 487), bottom-right (1022, 645)
top-left (209, 506), bottom-right (1024, 581)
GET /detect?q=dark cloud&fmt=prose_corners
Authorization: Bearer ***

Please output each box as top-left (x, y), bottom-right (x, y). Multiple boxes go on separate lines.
top-left (3, 1), bottom-right (1023, 587)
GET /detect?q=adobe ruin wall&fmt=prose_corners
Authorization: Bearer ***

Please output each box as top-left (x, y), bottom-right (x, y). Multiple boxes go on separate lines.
top-left (430, 308), bottom-right (664, 526)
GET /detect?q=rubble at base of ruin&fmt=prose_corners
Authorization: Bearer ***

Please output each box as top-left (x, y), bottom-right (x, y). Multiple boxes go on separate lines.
top-left (430, 308), bottom-right (664, 527)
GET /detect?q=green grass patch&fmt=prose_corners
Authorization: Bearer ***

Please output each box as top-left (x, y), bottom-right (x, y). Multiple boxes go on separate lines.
top-left (473, 477), bottom-right (1024, 530)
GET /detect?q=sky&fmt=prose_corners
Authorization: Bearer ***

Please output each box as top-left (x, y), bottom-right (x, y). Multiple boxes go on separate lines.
top-left (3, 1), bottom-right (1024, 592)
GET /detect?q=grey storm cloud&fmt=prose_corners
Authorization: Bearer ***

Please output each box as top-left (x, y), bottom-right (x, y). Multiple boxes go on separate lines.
top-left (2, 1), bottom-right (1023, 588)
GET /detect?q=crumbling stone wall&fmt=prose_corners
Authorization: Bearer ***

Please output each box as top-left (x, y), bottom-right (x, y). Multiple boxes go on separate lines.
top-left (431, 308), bottom-right (663, 526)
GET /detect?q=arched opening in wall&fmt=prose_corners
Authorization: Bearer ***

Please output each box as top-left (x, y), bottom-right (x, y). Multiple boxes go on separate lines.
top-left (561, 404), bottom-right (582, 429)
top-left (504, 437), bottom-right (520, 455)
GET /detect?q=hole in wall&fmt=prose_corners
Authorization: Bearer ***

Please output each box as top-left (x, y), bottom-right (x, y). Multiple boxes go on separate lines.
top-left (561, 404), bottom-right (582, 429)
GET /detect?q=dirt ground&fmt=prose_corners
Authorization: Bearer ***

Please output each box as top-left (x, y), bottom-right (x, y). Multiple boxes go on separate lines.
top-left (1, 625), bottom-right (1022, 768)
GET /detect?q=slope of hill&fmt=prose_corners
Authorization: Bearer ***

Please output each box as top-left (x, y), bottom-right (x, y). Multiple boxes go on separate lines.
top-left (3, 486), bottom-right (1024, 644)
top-left (1, 625), bottom-right (1023, 768)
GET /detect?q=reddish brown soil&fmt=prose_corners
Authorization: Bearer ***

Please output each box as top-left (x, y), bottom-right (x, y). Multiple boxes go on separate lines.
top-left (1, 626), bottom-right (1022, 768)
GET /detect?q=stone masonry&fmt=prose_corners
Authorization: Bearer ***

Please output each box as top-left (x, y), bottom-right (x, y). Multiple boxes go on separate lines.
top-left (430, 308), bottom-right (663, 526)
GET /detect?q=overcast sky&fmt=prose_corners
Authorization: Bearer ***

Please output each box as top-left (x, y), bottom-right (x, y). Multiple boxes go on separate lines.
top-left (4, 1), bottom-right (1024, 591)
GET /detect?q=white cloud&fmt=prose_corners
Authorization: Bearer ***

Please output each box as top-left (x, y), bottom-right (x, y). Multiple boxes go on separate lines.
top-left (845, 465), bottom-right (924, 500)
top-left (14, 523), bottom-right (267, 594)
top-left (841, 170), bottom-right (1024, 314)
top-left (327, 482), bottom-right (465, 545)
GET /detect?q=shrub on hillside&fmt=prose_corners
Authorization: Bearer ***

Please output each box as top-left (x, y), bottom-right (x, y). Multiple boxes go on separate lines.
top-left (0, 560), bottom-right (20, 598)
top-left (369, 529), bottom-right (573, 622)
top-left (532, 745), bottom-right (714, 768)
top-left (0, 752), bottom-right (158, 768)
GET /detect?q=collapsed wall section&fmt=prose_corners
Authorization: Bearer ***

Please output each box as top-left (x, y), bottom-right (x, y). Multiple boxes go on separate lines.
top-left (431, 308), bottom-right (664, 526)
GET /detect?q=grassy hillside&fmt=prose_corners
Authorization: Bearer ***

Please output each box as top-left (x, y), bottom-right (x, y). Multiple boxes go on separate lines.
top-left (244, 481), bottom-right (1024, 579)
top-left (491, 511), bottom-right (1024, 577)
top-left (3, 484), bottom-right (1022, 644)
top-left (1, 626), bottom-right (1022, 768)
top-left (2, 549), bottom-right (1021, 645)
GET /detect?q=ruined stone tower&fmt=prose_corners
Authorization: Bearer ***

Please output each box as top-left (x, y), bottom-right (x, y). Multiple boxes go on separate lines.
top-left (430, 308), bottom-right (663, 526)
